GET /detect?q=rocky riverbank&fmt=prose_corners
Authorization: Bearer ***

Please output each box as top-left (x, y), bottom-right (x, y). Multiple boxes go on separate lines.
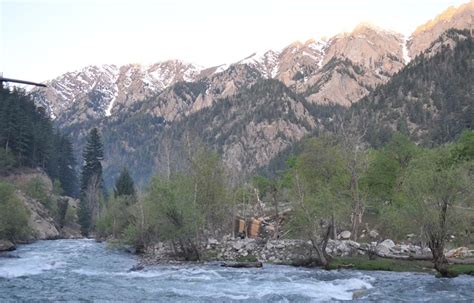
top-left (0, 169), bottom-right (82, 252)
top-left (141, 236), bottom-right (473, 266)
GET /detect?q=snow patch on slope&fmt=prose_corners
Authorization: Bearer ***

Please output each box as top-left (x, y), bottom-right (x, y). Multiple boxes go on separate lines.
top-left (402, 36), bottom-right (411, 64)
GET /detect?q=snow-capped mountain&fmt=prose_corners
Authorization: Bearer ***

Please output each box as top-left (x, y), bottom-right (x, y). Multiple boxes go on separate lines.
top-left (33, 60), bottom-right (207, 122)
top-left (32, 22), bottom-right (409, 122)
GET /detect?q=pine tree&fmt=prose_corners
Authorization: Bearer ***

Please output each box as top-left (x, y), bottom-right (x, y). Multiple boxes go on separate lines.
top-left (79, 128), bottom-right (104, 235)
top-left (58, 135), bottom-right (78, 197)
top-left (114, 167), bottom-right (136, 199)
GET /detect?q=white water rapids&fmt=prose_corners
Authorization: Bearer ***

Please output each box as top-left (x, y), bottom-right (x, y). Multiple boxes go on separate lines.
top-left (0, 239), bottom-right (473, 302)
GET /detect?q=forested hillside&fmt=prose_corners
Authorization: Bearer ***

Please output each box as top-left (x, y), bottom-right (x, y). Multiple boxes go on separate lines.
top-left (350, 29), bottom-right (473, 147)
top-left (0, 87), bottom-right (78, 197)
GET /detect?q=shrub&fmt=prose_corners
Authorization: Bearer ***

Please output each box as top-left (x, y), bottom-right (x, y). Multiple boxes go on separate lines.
top-left (0, 149), bottom-right (16, 175)
top-left (0, 182), bottom-right (30, 241)
top-left (25, 177), bottom-right (54, 210)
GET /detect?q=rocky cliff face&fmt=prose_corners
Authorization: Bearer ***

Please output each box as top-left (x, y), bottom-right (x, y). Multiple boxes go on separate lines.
top-left (408, 0), bottom-right (473, 58)
top-left (2, 169), bottom-right (81, 241)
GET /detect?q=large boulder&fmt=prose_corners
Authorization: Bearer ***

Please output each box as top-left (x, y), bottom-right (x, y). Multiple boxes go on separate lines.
top-left (376, 239), bottom-right (395, 255)
top-left (0, 240), bottom-right (16, 251)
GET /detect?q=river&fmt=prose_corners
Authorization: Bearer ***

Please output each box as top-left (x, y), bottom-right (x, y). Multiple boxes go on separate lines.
top-left (0, 239), bottom-right (473, 302)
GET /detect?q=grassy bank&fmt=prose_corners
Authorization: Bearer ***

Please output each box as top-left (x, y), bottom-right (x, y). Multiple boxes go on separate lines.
top-left (329, 256), bottom-right (474, 276)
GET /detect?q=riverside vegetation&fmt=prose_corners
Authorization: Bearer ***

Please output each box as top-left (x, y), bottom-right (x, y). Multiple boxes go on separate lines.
top-left (90, 128), bottom-right (473, 277)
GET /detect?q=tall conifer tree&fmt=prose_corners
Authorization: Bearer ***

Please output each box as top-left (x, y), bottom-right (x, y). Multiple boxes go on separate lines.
top-left (79, 128), bottom-right (104, 235)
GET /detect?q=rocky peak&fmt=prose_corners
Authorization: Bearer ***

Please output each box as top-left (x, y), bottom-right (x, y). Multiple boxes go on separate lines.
top-left (408, 0), bottom-right (473, 58)
top-left (31, 60), bottom-right (204, 121)
top-left (322, 23), bottom-right (405, 74)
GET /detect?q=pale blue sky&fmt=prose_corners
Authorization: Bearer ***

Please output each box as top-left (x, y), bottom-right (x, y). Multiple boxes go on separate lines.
top-left (1, 0), bottom-right (469, 82)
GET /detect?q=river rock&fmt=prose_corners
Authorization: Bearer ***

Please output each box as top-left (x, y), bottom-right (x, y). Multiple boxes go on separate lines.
top-left (128, 264), bottom-right (145, 272)
top-left (352, 289), bottom-right (367, 300)
top-left (222, 261), bottom-right (263, 268)
top-left (369, 230), bottom-right (379, 239)
top-left (232, 240), bottom-right (244, 251)
top-left (339, 230), bottom-right (351, 240)
top-left (0, 240), bottom-right (16, 251)
top-left (380, 239), bottom-right (395, 248)
top-left (376, 239), bottom-right (395, 255)
top-left (445, 247), bottom-right (473, 258)
top-left (208, 238), bottom-right (219, 246)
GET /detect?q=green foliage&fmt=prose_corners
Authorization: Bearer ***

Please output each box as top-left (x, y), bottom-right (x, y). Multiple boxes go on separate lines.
top-left (101, 148), bottom-right (232, 258)
top-left (330, 256), bottom-right (432, 273)
top-left (0, 149), bottom-right (16, 175)
top-left (64, 204), bottom-right (77, 225)
top-left (365, 133), bottom-right (420, 206)
top-left (351, 31), bottom-right (473, 146)
top-left (96, 195), bottom-right (135, 239)
top-left (113, 167), bottom-right (136, 199)
top-left (142, 175), bottom-right (198, 243)
top-left (0, 87), bottom-right (77, 196)
top-left (24, 177), bottom-right (52, 209)
top-left (191, 148), bottom-right (230, 234)
top-left (235, 255), bottom-right (258, 263)
top-left (53, 179), bottom-right (64, 196)
top-left (80, 128), bottom-right (104, 193)
top-left (56, 197), bottom-right (69, 228)
top-left (0, 182), bottom-right (30, 241)
top-left (289, 136), bottom-right (351, 239)
top-left (79, 128), bottom-right (104, 235)
top-left (48, 134), bottom-right (78, 197)
top-left (397, 148), bottom-right (472, 237)
top-left (451, 130), bottom-right (474, 163)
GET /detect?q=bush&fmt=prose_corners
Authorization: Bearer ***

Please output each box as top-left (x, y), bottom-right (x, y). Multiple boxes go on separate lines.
top-left (0, 149), bottom-right (16, 175)
top-left (0, 182), bottom-right (30, 241)
top-left (24, 177), bottom-right (55, 211)
top-left (64, 204), bottom-right (77, 225)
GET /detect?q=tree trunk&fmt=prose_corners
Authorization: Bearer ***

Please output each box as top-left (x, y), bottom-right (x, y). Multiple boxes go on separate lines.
top-left (310, 224), bottom-right (333, 269)
top-left (428, 199), bottom-right (450, 277)
top-left (430, 241), bottom-right (449, 276)
top-left (350, 171), bottom-right (361, 241)
top-left (272, 186), bottom-right (279, 239)
top-left (331, 213), bottom-right (337, 240)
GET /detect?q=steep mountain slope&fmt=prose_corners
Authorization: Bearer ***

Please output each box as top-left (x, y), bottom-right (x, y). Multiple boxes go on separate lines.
top-left (350, 30), bottom-right (473, 147)
top-left (97, 79), bottom-right (326, 186)
top-left (32, 60), bottom-right (207, 125)
top-left (237, 23), bottom-right (406, 107)
top-left (299, 24), bottom-right (405, 106)
top-left (32, 23), bottom-right (407, 129)
top-left (408, 0), bottom-right (473, 58)
top-left (261, 30), bottom-right (473, 177)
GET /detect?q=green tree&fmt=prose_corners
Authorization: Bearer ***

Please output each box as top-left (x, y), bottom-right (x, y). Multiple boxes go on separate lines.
top-left (142, 174), bottom-right (200, 260)
top-left (0, 182), bottom-right (30, 241)
top-left (114, 167), bottom-right (136, 199)
top-left (365, 133), bottom-right (419, 206)
top-left (398, 148), bottom-right (473, 277)
top-left (289, 137), bottom-right (350, 268)
top-left (79, 128), bottom-right (104, 236)
top-left (57, 135), bottom-right (78, 197)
